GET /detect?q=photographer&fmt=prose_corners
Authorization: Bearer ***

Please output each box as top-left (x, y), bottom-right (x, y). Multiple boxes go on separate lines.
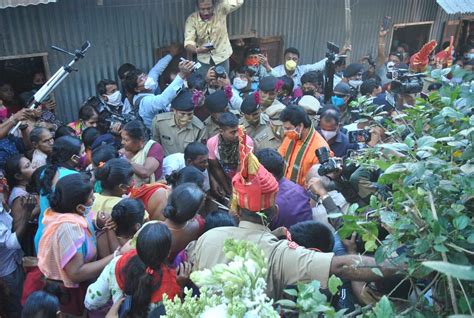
top-left (184, 0), bottom-right (245, 76)
top-left (122, 60), bottom-right (194, 129)
top-left (205, 65), bottom-right (243, 112)
top-left (243, 47), bottom-right (273, 89)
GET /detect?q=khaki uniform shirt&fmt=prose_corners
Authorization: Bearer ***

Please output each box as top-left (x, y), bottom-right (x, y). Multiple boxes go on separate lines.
top-left (184, 0), bottom-right (244, 65)
top-left (241, 116), bottom-right (281, 151)
top-left (262, 99), bottom-right (286, 140)
top-left (203, 116), bottom-right (221, 142)
top-left (151, 112), bottom-right (205, 156)
top-left (188, 221), bottom-right (334, 300)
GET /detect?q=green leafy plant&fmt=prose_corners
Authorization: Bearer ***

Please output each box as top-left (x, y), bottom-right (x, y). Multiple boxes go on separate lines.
top-left (337, 68), bottom-right (474, 316)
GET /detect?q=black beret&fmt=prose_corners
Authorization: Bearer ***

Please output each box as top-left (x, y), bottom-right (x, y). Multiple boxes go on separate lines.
top-left (205, 90), bottom-right (229, 113)
top-left (241, 93), bottom-right (261, 115)
top-left (171, 90), bottom-right (195, 111)
top-left (259, 76), bottom-right (277, 92)
top-left (343, 63), bottom-right (364, 78)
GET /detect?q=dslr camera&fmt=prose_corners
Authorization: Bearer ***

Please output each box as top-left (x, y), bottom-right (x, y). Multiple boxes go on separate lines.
top-left (214, 65), bottom-right (227, 79)
top-left (316, 147), bottom-right (341, 176)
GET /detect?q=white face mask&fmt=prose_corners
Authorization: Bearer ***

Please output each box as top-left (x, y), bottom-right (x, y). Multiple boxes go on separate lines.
top-left (320, 129), bottom-right (337, 140)
top-left (465, 53), bottom-right (474, 60)
top-left (349, 80), bottom-right (363, 88)
top-left (106, 91), bottom-right (122, 107)
top-left (233, 78), bottom-right (248, 90)
top-left (144, 76), bottom-right (158, 91)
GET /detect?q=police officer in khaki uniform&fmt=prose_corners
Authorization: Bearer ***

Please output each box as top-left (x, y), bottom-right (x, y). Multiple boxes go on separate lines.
top-left (203, 90), bottom-right (230, 142)
top-left (240, 92), bottom-right (280, 151)
top-left (258, 76), bottom-right (286, 140)
top-left (297, 95), bottom-right (321, 128)
top-left (151, 89), bottom-right (205, 156)
top-left (187, 142), bottom-right (397, 300)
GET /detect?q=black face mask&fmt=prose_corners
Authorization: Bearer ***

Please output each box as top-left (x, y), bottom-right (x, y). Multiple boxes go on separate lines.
top-left (32, 84), bottom-right (43, 90)
top-left (303, 89), bottom-right (315, 96)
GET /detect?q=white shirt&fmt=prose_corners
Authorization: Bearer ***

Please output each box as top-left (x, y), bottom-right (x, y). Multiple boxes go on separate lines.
top-left (270, 58), bottom-right (327, 88)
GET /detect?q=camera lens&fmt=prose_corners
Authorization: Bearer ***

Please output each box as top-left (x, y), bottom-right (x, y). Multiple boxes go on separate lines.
top-left (315, 147), bottom-right (330, 164)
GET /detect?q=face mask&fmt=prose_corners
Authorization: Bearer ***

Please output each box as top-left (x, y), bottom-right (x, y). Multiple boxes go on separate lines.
top-left (285, 60), bottom-right (297, 72)
top-left (331, 95), bottom-right (345, 107)
top-left (144, 77), bottom-right (158, 91)
top-left (106, 91), bottom-right (122, 107)
top-left (303, 89), bottom-right (315, 96)
top-left (32, 83), bottom-right (43, 90)
top-left (245, 56), bottom-right (259, 67)
top-left (285, 128), bottom-right (301, 141)
top-left (465, 53), bottom-right (474, 60)
top-left (80, 204), bottom-right (93, 216)
top-left (320, 129), bottom-right (337, 140)
top-left (233, 78), bottom-right (248, 90)
top-left (349, 80), bottom-right (363, 88)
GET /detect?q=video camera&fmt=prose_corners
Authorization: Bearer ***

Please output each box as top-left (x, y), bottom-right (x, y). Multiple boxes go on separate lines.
top-left (325, 42), bottom-right (340, 62)
top-left (387, 68), bottom-right (425, 94)
top-left (316, 147), bottom-right (341, 176)
top-left (105, 113), bottom-right (138, 127)
top-left (348, 129), bottom-right (371, 144)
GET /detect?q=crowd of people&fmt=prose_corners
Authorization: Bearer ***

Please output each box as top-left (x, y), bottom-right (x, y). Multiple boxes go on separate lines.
top-left (0, 0), bottom-right (473, 317)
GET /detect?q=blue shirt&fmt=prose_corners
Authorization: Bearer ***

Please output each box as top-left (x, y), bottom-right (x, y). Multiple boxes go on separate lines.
top-left (317, 129), bottom-right (358, 158)
top-left (34, 167), bottom-right (78, 253)
top-left (122, 54), bottom-right (173, 115)
top-left (136, 75), bottom-right (185, 129)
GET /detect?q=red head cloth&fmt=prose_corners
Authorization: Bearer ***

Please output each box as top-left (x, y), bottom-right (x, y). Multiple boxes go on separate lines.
top-left (231, 126), bottom-right (279, 212)
top-left (435, 36), bottom-right (454, 68)
top-left (410, 40), bottom-right (437, 73)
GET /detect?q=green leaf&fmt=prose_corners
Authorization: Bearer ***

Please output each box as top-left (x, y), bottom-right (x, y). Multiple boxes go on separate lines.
top-left (328, 275), bottom-right (343, 296)
top-left (434, 244), bottom-right (449, 253)
top-left (453, 215), bottom-right (470, 230)
top-left (376, 143), bottom-right (410, 153)
top-left (371, 268), bottom-right (384, 277)
top-left (384, 163), bottom-right (408, 174)
top-left (283, 288), bottom-right (298, 297)
top-left (467, 233), bottom-right (474, 244)
top-left (372, 296), bottom-right (394, 318)
top-left (422, 261), bottom-right (474, 281)
top-left (365, 239), bottom-right (377, 252)
top-left (417, 136), bottom-right (437, 148)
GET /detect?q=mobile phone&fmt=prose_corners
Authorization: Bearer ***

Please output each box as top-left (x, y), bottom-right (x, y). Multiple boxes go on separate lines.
top-left (179, 58), bottom-right (202, 71)
top-left (203, 43), bottom-right (215, 50)
top-left (382, 16), bottom-right (391, 31)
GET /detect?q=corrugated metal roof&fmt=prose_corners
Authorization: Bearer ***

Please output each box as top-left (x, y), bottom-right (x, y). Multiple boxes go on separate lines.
top-left (436, 0), bottom-right (474, 14)
top-left (0, 0), bottom-right (56, 9)
top-left (0, 0), bottom-right (451, 122)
